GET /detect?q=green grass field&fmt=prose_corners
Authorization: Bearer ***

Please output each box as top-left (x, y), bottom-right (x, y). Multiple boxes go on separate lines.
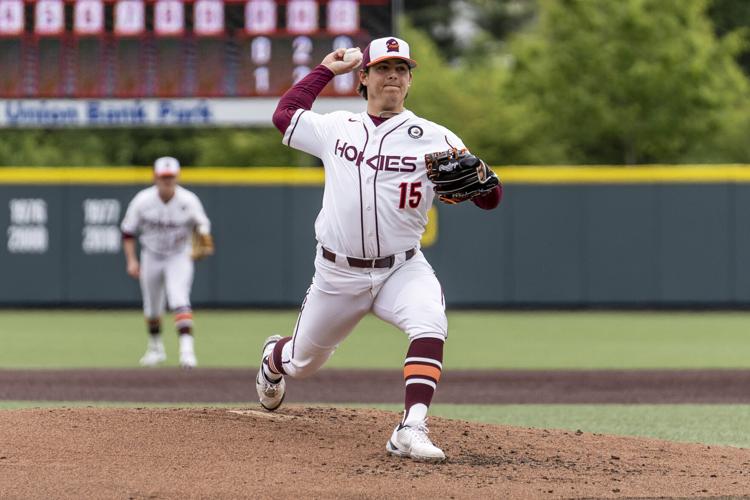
top-left (2, 309), bottom-right (750, 448)
top-left (2, 309), bottom-right (750, 369)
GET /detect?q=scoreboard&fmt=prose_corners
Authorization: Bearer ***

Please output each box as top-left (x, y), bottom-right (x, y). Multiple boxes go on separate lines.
top-left (0, 0), bottom-right (392, 126)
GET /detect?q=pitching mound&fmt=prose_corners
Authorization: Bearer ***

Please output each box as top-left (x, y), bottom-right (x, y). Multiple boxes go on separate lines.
top-left (1, 407), bottom-right (748, 499)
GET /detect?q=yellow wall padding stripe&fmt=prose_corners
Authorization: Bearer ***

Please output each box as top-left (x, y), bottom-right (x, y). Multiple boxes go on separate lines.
top-left (1, 165), bottom-right (750, 185)
top-left (496, 165), bottom-right (750, 184)
top-left (0, 167), bottom-right (326, 185)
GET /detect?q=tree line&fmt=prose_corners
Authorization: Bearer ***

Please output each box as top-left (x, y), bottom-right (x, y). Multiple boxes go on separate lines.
top-left (1, 0), bottom-right (748, 167)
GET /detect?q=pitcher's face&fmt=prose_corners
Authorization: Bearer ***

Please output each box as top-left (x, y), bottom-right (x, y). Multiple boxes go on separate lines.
top-left (360, 59), bottom-right (412, 112)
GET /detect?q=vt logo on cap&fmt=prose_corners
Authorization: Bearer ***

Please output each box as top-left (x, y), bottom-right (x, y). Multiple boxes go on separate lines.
top-left (361, 36), bottom-right (417, 69)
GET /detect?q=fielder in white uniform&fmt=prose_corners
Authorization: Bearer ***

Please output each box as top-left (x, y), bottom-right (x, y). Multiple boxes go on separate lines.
top-left (257, 37), bottom-right (502, 461)
top-left (121, 156), bottom-right (213, 369)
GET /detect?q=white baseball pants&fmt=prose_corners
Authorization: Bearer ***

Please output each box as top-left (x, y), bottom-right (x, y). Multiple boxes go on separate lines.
top-left (139, 249), bottom-right (194, 318)
top-left (279, 247), bottom-right (447, 379)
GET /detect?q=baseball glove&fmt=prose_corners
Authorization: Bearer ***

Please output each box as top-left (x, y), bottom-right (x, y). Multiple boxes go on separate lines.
top-left (191, 231), bottom-right (215, 260)
top-left (425, 148), bottom-right (500, 204)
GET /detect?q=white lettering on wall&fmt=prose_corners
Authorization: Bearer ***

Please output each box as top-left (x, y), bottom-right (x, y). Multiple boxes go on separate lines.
top-left (82, 198), bottom-right (121, 254)
top-left (10, 198), bottom-right (47, 224)
top-left (7, 198), bottom-right (49, 253)
top-left (82, 226), bottom-right (121, 254)
top-left (7, 225), bottom-right (48, 253)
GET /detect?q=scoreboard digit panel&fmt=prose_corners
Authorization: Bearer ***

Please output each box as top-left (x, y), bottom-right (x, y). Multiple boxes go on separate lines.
top-left (234, 32), bottom-right (370, 97)
top-left (0, 0), bottom-right (392, 98)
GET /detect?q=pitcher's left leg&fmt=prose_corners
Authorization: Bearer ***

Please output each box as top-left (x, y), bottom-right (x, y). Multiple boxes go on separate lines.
top-left (373, 253), bottom-right (447, 461)
top-left (258, 256), bottom-right (374, 411)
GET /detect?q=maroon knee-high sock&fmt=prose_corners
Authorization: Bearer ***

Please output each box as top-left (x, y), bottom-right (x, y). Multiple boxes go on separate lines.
top-left (402, 338), bottom-right (444, 426)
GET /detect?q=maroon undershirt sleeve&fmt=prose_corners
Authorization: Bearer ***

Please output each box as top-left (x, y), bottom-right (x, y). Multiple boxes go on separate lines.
top-left (272, 65), bottom-right (335, 134)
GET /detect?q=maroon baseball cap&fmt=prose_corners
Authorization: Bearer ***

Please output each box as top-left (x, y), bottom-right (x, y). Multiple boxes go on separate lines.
top-left (361, 36), bottom-right (417, 69)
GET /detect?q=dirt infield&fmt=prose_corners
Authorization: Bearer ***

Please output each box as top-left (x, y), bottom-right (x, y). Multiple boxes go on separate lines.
top-left (3, 369), bottom-right (750, 498)
top-left (3, 368), bottom-right (750, 403)
top-left (1, 407), bottom-right (749, 499)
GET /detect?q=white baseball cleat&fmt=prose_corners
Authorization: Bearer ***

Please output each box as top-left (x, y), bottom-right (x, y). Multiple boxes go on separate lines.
top-left (139, 345), bottom-right (166, 367)
top-left (256, 335), bottom-right (286, 411)
top-left (386, 420), bottom-right (445, 462)
top-left (179, 350), bottom-right (197, 369)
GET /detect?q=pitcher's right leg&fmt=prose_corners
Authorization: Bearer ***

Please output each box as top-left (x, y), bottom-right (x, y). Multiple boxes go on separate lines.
top-left (257, 258), bottom-right (373, 410)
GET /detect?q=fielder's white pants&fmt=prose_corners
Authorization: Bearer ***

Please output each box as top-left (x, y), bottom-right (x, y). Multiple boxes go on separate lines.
top-left (139, 249), bottom-right (194, 318)
top-left (279, 247), bottom-right (447, 379)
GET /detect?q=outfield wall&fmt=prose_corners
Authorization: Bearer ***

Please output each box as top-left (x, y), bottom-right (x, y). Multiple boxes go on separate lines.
top-left (1, 166), bottom-right (749, 307)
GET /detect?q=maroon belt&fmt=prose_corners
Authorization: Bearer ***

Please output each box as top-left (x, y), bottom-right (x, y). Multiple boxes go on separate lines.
top-left (322, 247), bottom-right (416, 269)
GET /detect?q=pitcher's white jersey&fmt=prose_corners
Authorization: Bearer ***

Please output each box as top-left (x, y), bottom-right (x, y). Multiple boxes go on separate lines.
top-left (121, 185), bottom-right (211, 256)
top-left (282, 108), bottom-right (465, 258)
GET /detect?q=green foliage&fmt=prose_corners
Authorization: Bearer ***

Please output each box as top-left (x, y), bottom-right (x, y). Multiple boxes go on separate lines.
top-left (507, 0), bottom-right (750, 164)
top-left (465, 0), bottom-right (538, 58)
top-left (0, 130), bottom-right (108, 166)
top-left (192, 129), bottom-right (317, 166)
top-left (403, 0), bottom-right (536, 62)
top-left (708, 0), bottom-right (750, 74)
top-left (402, 21), bottom-right (564, 164)
top-left (401, 0), bottom-right (458, 60)
top-left (0, 128), bottom-right (313, 167)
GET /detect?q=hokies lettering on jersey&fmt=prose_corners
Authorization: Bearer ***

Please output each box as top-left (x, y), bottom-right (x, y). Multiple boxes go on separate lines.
top-left (281, 108), bottom-right (466, 257)
top-left (333, 139), bottom-right (417, 172)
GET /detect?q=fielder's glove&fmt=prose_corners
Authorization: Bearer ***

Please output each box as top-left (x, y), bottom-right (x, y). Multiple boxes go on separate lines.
top-left (425, 148), bottom-right (500, 204)
top-left (191, 231), bottom-right (215, 260)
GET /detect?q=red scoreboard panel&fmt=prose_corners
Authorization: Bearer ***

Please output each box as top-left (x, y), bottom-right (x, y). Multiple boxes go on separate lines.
top-left (0, 0), bottom-right (392, 98)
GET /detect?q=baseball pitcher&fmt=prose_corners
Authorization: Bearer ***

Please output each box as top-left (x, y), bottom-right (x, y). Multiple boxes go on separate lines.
top-left (121, 156), bottom-right (213, 369)
top-left (256, 37), bottom-right (502, 461)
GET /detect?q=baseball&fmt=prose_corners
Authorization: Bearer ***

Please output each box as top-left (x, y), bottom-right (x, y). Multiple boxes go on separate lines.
top-left (343, 47), bottom-right (362, 64)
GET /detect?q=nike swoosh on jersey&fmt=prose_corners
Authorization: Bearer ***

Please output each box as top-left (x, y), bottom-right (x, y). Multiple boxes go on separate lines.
top-left (348, 118), bottom-right (359, 122)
